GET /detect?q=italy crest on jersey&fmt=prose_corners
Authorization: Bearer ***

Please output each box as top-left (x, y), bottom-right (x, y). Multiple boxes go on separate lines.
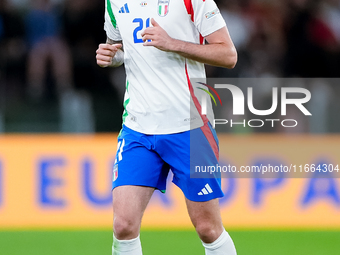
top-left (113, 164), bottom-right (118, 182)
top-left (158, 0), bottom-right (170, 17)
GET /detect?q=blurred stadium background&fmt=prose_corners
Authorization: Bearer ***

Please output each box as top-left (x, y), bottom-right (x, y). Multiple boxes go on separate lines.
top-left (0, 0), bottom-right (340, 254)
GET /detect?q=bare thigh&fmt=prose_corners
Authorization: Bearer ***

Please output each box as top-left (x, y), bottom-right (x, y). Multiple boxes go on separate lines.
top-left (186, 198), bottom-right (224, 243)
top-left (112, 185), bottom-right (155, 240)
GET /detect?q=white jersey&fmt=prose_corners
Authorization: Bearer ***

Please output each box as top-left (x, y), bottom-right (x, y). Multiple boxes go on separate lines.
top-left (104, 0), bottom-right (226, 134)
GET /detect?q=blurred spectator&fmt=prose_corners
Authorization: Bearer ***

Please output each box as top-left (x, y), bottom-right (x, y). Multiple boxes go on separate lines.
top-left (215, 0), bottom-right (253, 78)
top-left (219, 0), bottom-right (252, 51)
top-left (243, 0), bottom-right (286, 77)
top-left (25, 0), bottom-right (73, 101)
top-left (0, 0), bottom-right (26, 132)
top-left (24, 0), bottom-right (97, 133)
top-left (0, 0), bottom-right (26, 96)
top-left (283, 0), bottom-right (340, 77)
top-left (62, 0), bottom-right (124, 132)
top-left (62, 0), bottom-right (105, 91)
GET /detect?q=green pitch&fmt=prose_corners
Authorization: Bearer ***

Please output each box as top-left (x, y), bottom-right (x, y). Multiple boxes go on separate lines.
top-left (0, 230), bottom-right (339, 255)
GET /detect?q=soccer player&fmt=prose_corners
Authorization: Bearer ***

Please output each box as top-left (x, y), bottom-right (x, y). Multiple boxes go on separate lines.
top-left (96, 0), bottom-right (237, 254)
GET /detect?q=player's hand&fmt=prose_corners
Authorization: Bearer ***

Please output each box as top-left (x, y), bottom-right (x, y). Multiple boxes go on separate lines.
top-left (141, 18), bottom-right (175, 52)
top-left (96, 43), bottom-right (122, 68)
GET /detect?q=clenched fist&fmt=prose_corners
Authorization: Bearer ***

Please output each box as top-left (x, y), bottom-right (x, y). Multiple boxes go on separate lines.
top-left (96, 43), bottom-right (123, 68)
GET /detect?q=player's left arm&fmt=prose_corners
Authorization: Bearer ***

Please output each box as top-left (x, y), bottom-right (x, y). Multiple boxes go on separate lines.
top-left (141, 18), bottom-right (237, 69)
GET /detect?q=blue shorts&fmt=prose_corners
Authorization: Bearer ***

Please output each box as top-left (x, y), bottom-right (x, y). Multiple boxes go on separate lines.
top-left (112, 123), bottom-right (224, 202)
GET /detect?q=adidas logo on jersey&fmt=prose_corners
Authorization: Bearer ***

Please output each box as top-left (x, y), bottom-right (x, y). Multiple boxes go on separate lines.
top-left (119, 3), bottom-right (130, 13)
top-left (198, 184), bottom-right (213, 195)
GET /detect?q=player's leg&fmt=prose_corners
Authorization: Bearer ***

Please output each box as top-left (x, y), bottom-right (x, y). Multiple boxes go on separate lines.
top-left (113, 185), bottom-right (154, 240)
top-left (186, 198), bottom-right (237, 255)
top-left (155, 122), bottom-right (237, 254)
top-left (26, 41), bottom-right (49, 100)
top-left (49, 38), bottom-right (74, 93)
top-left (112, 185), bottom-right (154, 255)
top-left (185, 198), bottom-right (223, 243)
top-left (112, 125), bottom-right (170, 255)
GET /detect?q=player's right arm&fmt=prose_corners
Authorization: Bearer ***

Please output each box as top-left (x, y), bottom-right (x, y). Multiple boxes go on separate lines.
top-left (96, 38), bottom-right (123, 68)
top-left (98, 0), bottom-right (124, 68)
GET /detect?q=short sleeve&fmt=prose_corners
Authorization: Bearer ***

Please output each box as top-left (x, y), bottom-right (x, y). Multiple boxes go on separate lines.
top-left (192, 0), bottom-right (226, 37)
top-left (104, 0), bottom-right (122, 41)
